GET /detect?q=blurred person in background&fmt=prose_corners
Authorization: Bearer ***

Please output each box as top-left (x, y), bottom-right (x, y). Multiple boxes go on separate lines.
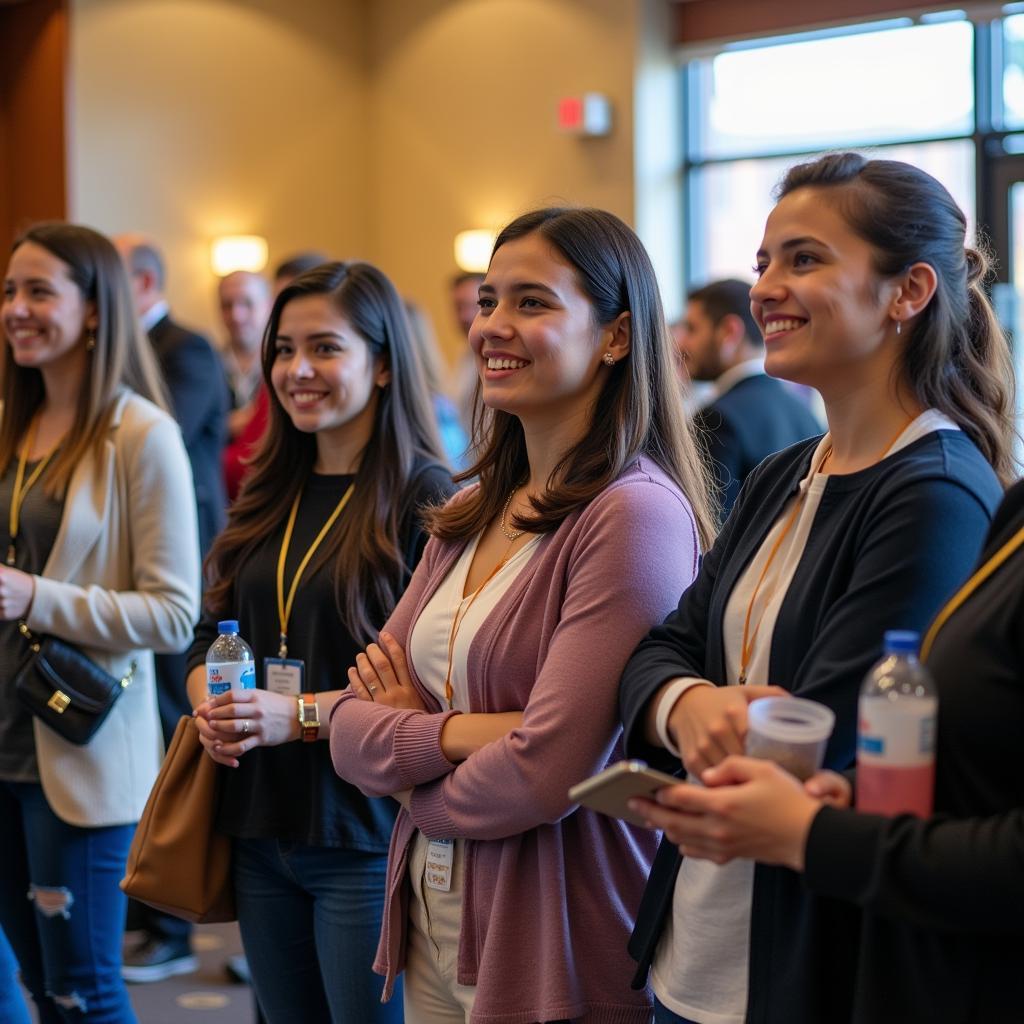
top-left (115, 233), bottom-right (229, 982)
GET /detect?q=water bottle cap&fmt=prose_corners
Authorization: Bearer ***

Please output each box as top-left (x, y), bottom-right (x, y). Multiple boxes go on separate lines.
top-left (217, 620), bottom-right (240, 635)
top-left (883, 629), bottom-right (919, 654)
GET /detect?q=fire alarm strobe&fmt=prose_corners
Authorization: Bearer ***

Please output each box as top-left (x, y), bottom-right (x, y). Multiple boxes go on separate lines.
top-left (557, 93), bottom-right (612, 137)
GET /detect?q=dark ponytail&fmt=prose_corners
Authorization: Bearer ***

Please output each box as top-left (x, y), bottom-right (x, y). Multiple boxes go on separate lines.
top-left (778, 153), bottom-right (1017, 485)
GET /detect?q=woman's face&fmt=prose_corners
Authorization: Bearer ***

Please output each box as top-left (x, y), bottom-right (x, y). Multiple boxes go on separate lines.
top-left (750, 186), bottom-right (900, 394)
top-left (270, 294), bottom-right (388, 447)
top-left (2, 241), bottom-right (94, 373)
top-left (469, 231), bottom-right (611, 427)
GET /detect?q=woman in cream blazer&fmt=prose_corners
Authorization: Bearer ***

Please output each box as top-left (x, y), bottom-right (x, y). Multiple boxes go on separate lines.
top-left (0, 223), bottom-right (198, 1024)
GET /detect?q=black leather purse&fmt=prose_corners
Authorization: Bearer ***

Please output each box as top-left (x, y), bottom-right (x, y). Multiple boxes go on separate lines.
top-left (13, 623), bottom-right (136, 745)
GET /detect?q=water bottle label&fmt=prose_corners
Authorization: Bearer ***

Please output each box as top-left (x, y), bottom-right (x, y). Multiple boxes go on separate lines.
top-left (207, 662), bottom-right (256, 695)
top-left (857, 696), bottom-right (937, 766)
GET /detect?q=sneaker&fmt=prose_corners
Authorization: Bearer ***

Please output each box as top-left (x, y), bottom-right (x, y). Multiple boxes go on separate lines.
top-left (224, 953), bottom-right (252, 985)
top-left (121, 936), bottom-right (199, 983)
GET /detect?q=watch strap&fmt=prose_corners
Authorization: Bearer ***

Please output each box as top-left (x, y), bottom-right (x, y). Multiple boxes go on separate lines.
top-left (298, 692), bottom-right (320, 742)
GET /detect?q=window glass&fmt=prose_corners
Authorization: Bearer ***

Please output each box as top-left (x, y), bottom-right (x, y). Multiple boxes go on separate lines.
top-left (691, 21), bottom-right (974, 159)
top-left (688, 141), bottom-right (976, 286)
top-left (1004, 14), bottom-right (1024, 128)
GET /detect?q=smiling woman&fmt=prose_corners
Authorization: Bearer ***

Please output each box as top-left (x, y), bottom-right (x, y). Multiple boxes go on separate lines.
top-left (183, 260), bottom-right (453, 1024)
top-left (618, 153), bottom-right (1015, 1024)
top-left (329, 207), bottom-right (717, 1024)
top-left (0, 223), bottom-right (198, 1023)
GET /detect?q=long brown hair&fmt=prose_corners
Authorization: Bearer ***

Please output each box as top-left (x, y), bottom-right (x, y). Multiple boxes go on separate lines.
top-left (204, 261), bottom-right (446, 644)
top-left (425, 207), bottom-right (717, 550)
top-left (777, 153), bottom-right (1017, 485)
top-left (0, 222), bottom-right (167, 495)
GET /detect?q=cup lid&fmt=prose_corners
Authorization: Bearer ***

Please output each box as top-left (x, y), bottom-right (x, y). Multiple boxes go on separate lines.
top-left (747, 696), bottom-right (835, 744)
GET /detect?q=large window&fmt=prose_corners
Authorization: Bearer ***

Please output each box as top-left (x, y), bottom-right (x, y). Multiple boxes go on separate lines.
top-left (682, 7), bottom-right (1024, 459)
top-left (684, 15), bottom-right (979, 284)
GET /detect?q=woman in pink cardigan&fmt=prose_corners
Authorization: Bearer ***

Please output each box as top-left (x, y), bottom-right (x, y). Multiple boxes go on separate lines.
top-left (330, 207), bottom-right (715, 1024)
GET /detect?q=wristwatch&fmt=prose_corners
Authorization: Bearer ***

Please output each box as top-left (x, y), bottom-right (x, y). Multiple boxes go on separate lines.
top-left (297, 693), bottom-right (320, 742)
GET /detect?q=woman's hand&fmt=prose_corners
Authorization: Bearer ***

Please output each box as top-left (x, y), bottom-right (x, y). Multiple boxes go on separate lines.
top-left (0, 566), bottom-right (35, 620)
top-left (628, 755), bottom-right (827, 871)
top-left (347, 631), bottom-right (426, 711)
top-left (667, 684), bottom-right (788, 777)
top-left (193, 688), bottom-right (301, 764)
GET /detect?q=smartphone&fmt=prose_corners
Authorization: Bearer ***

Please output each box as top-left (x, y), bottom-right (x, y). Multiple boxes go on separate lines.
top-left (569, 760), bottom-right (681, 827)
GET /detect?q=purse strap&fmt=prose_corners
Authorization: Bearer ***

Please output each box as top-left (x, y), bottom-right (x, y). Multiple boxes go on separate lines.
top-left (17, 622), bottom-right (137, 689)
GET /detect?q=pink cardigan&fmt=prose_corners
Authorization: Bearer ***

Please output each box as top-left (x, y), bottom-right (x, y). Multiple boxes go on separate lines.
top-left (330, 459), bottom-right (700, 1024)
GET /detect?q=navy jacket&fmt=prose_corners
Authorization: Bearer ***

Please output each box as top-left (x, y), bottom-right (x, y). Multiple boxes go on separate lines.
top-left (149, 315), bottom-right (229, 556)
top-left (619, 429), bottom-right (1002, 1024)
top-left (694, 373), bottom-right (821, 518)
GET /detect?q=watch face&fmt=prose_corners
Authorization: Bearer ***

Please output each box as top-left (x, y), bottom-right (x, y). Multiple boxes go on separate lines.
top-left (300, 705), bottom-right (319, 725)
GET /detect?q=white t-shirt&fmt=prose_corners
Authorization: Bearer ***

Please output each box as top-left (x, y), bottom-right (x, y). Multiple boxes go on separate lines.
top-left (409, 533), bottom-right (541, 710)
top-left (651, 411), bottom-right (959, 1024)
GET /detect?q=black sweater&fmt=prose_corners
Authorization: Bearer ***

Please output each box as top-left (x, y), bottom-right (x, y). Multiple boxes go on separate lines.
top-left (804, 478), bottom-right (1024, 1024)
top-left (186, 462), bottom-right (453, 850)
top-left (619, 430), bottom-right (1002, 1024)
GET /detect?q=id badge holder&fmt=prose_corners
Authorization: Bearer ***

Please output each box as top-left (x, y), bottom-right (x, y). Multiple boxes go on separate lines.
top-left (264, 658), bottom-right (304, 696)
top-left (424, 839), bottom-right (454, 892)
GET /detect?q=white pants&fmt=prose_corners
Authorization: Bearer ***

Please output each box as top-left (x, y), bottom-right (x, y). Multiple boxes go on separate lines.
top-left (403, 833), bottom-right (477, 1024)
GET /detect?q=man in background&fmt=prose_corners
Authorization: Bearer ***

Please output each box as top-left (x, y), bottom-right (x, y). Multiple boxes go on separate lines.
top-left (679, 278), bottom-right (821, 518)
top-left (217, 271), bottom-right (272, 499)
top-left (116, 234), bottom-right (229, 982)
top-left (450, 270), bottom-right (485, 431)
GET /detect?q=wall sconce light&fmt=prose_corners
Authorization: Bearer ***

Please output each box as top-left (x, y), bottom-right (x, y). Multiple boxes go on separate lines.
top-left (211, 235), bottom-right (268, 276)
top-left (454, 229), bottom-right (497, 273)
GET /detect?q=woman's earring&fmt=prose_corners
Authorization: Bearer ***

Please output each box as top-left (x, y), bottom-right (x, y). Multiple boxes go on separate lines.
top-left (895, 320), bottom-right (902, 336)
top-left (85, 326), bottom-right (97, 351)
top-left (602, 352), bottom-right (615, 366)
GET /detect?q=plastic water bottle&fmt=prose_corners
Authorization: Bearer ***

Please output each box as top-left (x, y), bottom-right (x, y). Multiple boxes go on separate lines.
top-left (206, 620), bottom-right (256, 696)
top-left (856, 630), bottom-right (937, 817)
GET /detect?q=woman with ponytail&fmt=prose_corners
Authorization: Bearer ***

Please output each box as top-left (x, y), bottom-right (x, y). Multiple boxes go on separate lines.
top-left (619, 153), bottom-right (1014, 1024)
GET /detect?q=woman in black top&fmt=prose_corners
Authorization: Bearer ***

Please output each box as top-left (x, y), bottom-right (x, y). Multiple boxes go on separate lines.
top-left (618, 153), bottom-right (1015, 1024)
top-left (633, 477), bottom-right (1024, 1023)
top-left (186, 261), bottom-right (452, 1023)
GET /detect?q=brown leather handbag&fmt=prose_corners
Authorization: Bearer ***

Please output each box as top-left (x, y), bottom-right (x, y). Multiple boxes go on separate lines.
top-left (121, 715), bottom-right (236, 923)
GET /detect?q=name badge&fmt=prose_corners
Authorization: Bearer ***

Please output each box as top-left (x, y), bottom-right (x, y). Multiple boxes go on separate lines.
top-left (264, 658), bottom-right (304, 696)
top-left (424, 839), bottom-right (454, 892)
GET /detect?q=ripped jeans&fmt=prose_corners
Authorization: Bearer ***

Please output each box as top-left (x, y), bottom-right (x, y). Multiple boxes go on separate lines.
top-left (0, 781), bottom-right (136, 1023)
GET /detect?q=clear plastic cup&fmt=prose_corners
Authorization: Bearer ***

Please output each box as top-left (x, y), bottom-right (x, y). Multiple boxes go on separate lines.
top-left (745, 696), bottom-right (836, 780)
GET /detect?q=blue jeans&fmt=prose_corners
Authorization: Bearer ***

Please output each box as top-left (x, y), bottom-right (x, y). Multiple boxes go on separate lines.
top-left (234, 837), bottom-right (401, 1024)
top-left (0, 925), bottom-right (31, 1024)
top-left (0, 781), bottom-right (136, 1023)
top-left (654, 998), bottom-right (702, 1024)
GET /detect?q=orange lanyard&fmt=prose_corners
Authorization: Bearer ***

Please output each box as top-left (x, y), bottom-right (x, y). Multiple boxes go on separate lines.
top-left (7, 417), bottom-right (61, 566)
top-left (443, 541), bottom-right (521, 710)
top-left (739, 419), bottom-right (912, 685)
top-left (920, 523), bottom-right (1024, 662)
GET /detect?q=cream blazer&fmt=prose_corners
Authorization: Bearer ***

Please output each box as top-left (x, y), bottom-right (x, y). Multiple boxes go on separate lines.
top-left (23, 391), bottom-right (200, 827)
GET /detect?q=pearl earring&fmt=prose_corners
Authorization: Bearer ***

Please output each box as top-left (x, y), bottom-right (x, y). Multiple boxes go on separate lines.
top-left (895, 320), bottom-right (902, 336)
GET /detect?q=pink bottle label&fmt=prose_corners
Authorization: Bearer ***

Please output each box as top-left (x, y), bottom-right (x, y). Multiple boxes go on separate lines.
top-left (856, 761), bottom-right (935, 818)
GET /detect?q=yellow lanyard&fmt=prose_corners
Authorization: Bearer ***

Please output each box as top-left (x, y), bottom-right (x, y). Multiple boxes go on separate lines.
top-left (920, 523), bottom-right (1024, 662)
top-left (7, 417), bottom-right (61, 566)
top-left (276, 482), bottom-right (354, 657)
top-left (739, 419), bottom-right (911, 685)
top-left (443, 542), bottom-right (519, 710)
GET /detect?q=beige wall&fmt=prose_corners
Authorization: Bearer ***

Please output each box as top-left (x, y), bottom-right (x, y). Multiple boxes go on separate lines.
top-left (68, 0), bottom-right (652, 359)
top-left (68, 0), bottom-right (370, 339)
top-left (366, 0), bottom-right (640, 359)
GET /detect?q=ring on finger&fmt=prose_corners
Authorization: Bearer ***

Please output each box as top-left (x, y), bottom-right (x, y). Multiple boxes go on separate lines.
top-left (367, 684), bottom-right (378, 694)
top-left (241, 719), bottom-right (250, 735)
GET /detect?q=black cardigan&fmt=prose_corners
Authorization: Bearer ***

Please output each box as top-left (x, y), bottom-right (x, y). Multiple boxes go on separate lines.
top-left (619, 430), bottom-right (1002, 1024)
top-left (803, 478), bottom-right (1024, 1024)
